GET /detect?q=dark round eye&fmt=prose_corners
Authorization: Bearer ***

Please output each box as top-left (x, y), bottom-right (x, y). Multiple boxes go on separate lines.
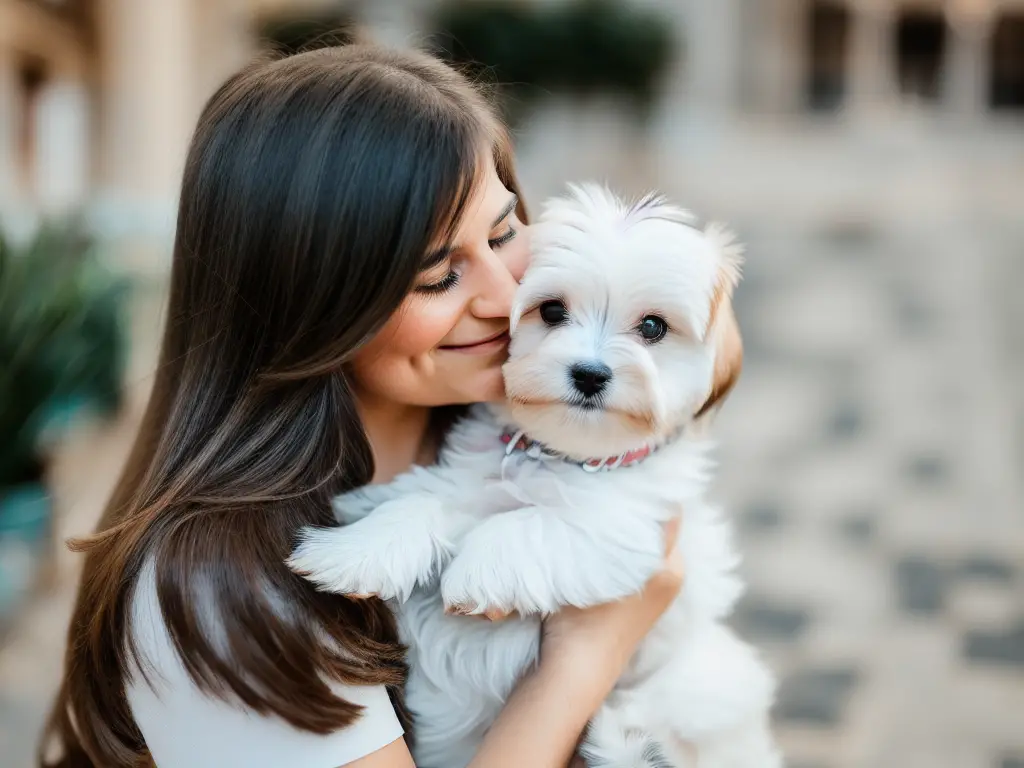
top-left (539, 300), bottom-right (568, 326)
top-left (639, 315), bottom-right (668, 343)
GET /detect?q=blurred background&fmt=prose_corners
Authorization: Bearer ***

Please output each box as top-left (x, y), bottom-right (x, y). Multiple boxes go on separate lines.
top-left (0, 0), bottom-right (1022, 766)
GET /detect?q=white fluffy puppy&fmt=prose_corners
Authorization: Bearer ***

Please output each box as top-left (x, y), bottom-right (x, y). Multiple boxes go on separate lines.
top-left (290, 185), bottom-right (780, 768)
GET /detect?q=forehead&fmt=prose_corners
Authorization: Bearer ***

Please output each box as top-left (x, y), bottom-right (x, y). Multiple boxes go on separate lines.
top-left (448, 154), bottom-right (508, 237)
top-left (528, 200), bottom-right (720, 318)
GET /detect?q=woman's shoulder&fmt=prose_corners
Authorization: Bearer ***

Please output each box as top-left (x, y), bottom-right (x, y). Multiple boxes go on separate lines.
top-left (128, 561), bottom-right (405, 768)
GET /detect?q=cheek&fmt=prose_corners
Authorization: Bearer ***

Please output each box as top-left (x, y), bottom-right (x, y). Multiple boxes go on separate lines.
top-left (351, 297), bottom-right (462, 391)
top-left (660, 344), bottom-right (716, 407)
top-left (378, 297), bottom-right (463, 356)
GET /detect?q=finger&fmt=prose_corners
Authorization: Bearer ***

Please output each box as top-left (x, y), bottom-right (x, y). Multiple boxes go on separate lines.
top-left (346, 593), bottom-right (375, 600)
top-left (662, 515), bottom-right (682, 555)
top-left (485, 607), bottom-right (521, 621)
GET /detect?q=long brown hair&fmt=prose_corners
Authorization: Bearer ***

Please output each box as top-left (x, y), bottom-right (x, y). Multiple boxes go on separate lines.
top-left (42, 43), bottom-right (524, 768)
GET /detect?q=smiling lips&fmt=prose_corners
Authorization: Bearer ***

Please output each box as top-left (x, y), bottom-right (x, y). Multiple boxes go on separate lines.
top-left (440, 330), bottom-right (510, 353)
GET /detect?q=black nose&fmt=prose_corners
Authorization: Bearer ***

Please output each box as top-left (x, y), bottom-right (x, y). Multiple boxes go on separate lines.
top-left (570, 362), bottom-right (613, 398)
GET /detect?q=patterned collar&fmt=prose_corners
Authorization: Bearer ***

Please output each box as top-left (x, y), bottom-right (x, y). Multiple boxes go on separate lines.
top-left (500, 428), bottom-right (656, 473)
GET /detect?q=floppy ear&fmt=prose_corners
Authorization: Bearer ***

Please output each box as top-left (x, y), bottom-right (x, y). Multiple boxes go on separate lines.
top-left (694, 223), bottom-right (744, 418)
top-left (694, 296), bottom-right (742, 418)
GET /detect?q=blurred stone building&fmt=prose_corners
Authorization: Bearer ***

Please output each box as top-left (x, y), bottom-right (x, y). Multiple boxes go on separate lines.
top-left (1, 0), bottom-right (1021, 242)
top-left (736, 0), bottom-right (1024, 118)
top-left (0, 0), bottom-right (255, 244)
top-left (244, 0), bottom-right (1024, 122)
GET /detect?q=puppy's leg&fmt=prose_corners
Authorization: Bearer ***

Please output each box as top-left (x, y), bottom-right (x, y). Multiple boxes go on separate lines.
top-left (289, 494), bottom-right (472, 601)
top-left (580, 702), bottom-right (690, 768)
top-left (648, 623), bottom-right (778, 766)
top-left (333, 464), bottom-right (462, 525)
top-left (332, 486), bottom-right (392, 525)
top-left (440, 506), bottom-right (665, 616)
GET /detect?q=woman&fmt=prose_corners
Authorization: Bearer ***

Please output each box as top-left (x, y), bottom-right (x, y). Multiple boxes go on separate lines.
top-left (42, 43), bottom-right (683, 768)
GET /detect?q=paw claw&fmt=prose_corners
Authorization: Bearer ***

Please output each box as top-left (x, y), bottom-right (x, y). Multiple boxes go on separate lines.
top-left (444, 601), bottom-right (477, 616)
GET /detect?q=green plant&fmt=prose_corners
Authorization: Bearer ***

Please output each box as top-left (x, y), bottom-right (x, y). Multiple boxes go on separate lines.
top-left (0, 219), bottom-right (128, 488)
top-left (430, 0), bottom-right (676, 121)
top-left (258, 8), bottom-right (357, 56)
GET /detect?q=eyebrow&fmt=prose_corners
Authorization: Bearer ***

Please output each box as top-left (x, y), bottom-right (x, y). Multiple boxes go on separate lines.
top-left (421, 194), bottom-right (519, 270)
top-left (492, 194), bottom-right (519, 228)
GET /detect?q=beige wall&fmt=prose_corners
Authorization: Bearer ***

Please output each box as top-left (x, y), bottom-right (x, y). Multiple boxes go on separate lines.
top-left (93, 0), bottom-right (254, 240)
top-left (0, 0), bottom-right (253, 242)
top-left (3, 0), bottom-right (1022, 238)
top-left (0, 1), bottom-right (93, 215)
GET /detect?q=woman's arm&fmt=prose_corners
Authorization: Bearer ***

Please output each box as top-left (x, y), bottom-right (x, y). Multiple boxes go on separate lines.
top-left (345, 518), bottom-right (684, 768)
top-left (470, 518), bottom-right (683, 768)
top-left (341, 660), bottom-right (616, 768)
top-left (342, 738), bottom-right (415, 767)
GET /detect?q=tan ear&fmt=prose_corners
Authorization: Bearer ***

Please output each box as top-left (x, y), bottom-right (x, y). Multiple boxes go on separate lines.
top-left (693, 223), bottom-right (744, 419)
top-left (694, 291), bottom-right (743, 419)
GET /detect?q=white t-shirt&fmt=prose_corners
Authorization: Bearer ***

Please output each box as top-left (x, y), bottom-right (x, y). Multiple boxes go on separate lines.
top-left (127, 568), bottom-right (405, 768)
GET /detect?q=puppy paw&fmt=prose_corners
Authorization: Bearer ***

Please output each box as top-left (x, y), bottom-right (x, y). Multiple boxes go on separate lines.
top-left (288, 526), bottom-right (406, 601)
top-left (440, 509), bottom-right (569, 616)
top-left (290, 496), bottom-right (457, 602)
top-left (440, 549), bottom-right (505, 616)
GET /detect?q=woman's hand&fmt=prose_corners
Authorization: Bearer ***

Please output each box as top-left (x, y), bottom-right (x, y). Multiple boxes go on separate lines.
top-left (539, 514), bottom-right (684, 679)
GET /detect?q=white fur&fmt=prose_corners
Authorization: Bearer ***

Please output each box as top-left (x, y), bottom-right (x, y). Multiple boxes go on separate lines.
top-left (289, 185), bottom-right (780, 768)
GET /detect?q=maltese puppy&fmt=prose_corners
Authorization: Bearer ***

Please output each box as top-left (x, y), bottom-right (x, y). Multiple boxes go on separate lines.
top-left (290, 185), bottom-right (780, 768)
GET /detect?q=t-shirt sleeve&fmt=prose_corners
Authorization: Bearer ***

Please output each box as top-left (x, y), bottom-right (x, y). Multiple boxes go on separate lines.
top-left (127, 571), bottom-right (404, 768)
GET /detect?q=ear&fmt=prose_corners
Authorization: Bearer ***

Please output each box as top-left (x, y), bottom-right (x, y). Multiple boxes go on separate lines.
top-left (700, 222), bottom-right (743, 336)
top-left (695, 296), bottom-right (743, 418)
top-left (694, 223), bottom-right (744, 418)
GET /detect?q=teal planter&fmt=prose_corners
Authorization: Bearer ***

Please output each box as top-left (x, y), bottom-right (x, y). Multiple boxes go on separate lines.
top-left (0, 483), bottom-right (51, 625)
top-left (0, 483), bottom-right (50, 541)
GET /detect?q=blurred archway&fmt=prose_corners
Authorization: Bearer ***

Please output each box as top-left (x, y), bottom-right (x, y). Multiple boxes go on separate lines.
top-left (806, 0), bottom-right (851, 111)
top-left (895, 10), bottom-right (947, 103)
top-left (990, 12), bottom-right (1024, 108)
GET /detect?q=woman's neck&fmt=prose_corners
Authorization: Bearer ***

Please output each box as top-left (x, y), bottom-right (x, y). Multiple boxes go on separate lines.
top-left (356, 394), bottom-right (435, 485)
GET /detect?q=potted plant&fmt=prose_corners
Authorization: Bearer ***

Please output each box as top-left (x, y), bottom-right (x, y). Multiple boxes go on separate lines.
top-left (429, 0), bottom-right (677, 124)
top-left (0, 219), bottom-right (127, 634)
top-left (258, 7), bottom-right (357, 55)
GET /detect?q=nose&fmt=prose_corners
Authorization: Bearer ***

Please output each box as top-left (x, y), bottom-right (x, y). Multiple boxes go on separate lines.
top-left (570, 362), bottom-right (613, 398)
top-left (469, 251), bottom-right (521, 321)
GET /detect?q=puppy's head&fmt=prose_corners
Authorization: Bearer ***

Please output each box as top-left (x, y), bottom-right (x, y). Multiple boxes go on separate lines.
top-left (503, 184), bottom-right (743, 459)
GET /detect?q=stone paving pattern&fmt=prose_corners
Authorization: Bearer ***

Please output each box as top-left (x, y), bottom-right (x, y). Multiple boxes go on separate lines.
top-left (2, 117), bottom-right (1022, 768)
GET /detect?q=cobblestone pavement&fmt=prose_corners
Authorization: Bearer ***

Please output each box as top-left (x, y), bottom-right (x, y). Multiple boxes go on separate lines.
top-left (675, 121), bottom-right (1024, 768)
top-left (2, 118), bottom-right (1022, 768)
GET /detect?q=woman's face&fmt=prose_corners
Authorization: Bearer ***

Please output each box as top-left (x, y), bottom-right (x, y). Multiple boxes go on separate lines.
top-left (351, 154), bottom-right (530, 407)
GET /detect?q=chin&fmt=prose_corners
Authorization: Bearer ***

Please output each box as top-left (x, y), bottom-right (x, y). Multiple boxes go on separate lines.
top-left (456, 366), bottom-right (506, 405)
top-left (504, 399), bottom-right (661, 459)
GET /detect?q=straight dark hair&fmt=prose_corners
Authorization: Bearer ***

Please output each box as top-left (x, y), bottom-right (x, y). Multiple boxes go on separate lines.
top-left (41, 43), bottom-right (526, 768)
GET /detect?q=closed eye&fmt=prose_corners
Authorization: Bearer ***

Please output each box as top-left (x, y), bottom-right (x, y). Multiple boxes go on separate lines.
top-left (416, 268), bottom-right (460, 295)
top-left (488, 226), bottom-right (517, 249)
